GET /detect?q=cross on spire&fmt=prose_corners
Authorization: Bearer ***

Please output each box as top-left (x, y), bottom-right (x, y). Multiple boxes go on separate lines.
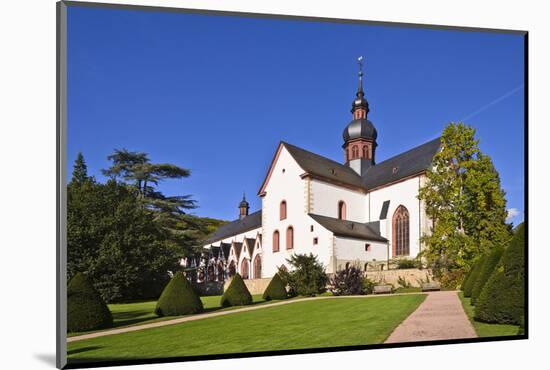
top-left (357, 56), bottom-right (364, 93)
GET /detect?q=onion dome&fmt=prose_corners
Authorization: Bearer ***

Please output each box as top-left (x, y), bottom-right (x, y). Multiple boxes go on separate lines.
top-left (342, 118), bottom-right (378, 142)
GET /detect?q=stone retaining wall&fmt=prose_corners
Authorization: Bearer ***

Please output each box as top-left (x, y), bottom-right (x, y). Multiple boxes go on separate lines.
top-left (366, 268), bottom-right (433, 288)
top-left (223, 277), bottom-right (272, 295)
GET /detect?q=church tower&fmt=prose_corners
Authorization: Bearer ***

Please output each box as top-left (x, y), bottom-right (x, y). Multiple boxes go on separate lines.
top-left (342, 56), bottom-right (377, 176)
top-left (238, 193), bottom-right (249, 220)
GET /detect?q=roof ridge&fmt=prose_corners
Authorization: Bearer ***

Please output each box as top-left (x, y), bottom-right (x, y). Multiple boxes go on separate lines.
top-left (371, 137), bottom-right (441, 168)
top-left (282, 141), bottom-right (360, 175)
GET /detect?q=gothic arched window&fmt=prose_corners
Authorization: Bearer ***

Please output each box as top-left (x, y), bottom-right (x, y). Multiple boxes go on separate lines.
top-left (286, 226), bottom-right (294, 250)
top-left (392, 205), bottom-right (410, 256)
top-left (338, 201), bottom-right (347, 220)
top-left (280, 200), bottom-right (287, 220)
top-left (352, 145), bottom-right (359, 159)
top-left (273, 230), bottom-right (280, 252)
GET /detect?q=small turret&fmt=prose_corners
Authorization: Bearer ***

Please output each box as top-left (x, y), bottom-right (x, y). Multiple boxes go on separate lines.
top-left (238, 193), bottom-right (249, 220)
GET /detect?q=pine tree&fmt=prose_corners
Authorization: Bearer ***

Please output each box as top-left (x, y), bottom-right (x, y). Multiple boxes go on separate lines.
top-left (71, 152), bottom-right (90, 184)
top-left (418, 123), bottom-right (511, 287)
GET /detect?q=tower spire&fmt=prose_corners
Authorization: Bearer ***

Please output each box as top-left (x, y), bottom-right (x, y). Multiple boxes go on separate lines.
top-left (238, 192), bottom-right (249, 220)
top-left (357, 56), bottom-right (364, 96)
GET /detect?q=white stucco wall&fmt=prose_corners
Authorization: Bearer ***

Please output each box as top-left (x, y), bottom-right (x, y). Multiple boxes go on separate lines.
top-left (261, 146), bottom-right (334, 277)
top-left (333, 237), bottom-right (388, 271)
top-left (367, 175), bottom-right (426, 259)
top-left (309, 179), bottom-right (367, 222)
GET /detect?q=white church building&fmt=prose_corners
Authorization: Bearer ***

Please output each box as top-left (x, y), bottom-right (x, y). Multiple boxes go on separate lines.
top-left (200, 64), bottom-right (440, 281)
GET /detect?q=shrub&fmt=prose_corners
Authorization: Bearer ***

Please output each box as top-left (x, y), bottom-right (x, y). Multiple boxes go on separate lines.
top-left (285, 253), bottom-right (328, 296)
top-left (220, 273), bottom-right (253, 307)
top-left (155, 272), bottom-right (204, 317)
top-left (475, 223), bottom-right (525, 324)
top-left (463, 256), bottom-right (486, 298)
top-left (471, 247), bottom-right (504, 305)
top-left (67, 272), bottom-right (113, 332)
top-left (276, 265), bottom-right (296, 297)
top-left (262, 273), bottom-right (288, 300)
top-left (329, 265), bottom-right (364, 296)
top-left (395, 258), bottom-right (420, 269)
top-left (362, 277), bottom-right (375, 295)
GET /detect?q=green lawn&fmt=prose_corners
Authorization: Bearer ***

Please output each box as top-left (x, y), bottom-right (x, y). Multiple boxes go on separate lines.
top-left (457, 292), bottom-right (519, 337)
top-left (68, 294), bottom-right (265, 337)
top-left (67, 294), bottom-right (425, 364)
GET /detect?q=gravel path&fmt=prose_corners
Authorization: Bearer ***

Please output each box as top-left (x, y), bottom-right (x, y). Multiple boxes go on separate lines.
top-left (385, 291), bottom-right (477, 343)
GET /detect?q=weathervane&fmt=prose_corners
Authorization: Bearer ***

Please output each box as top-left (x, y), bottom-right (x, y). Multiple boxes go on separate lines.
top-left (357, 56), bottom-right (364, 78)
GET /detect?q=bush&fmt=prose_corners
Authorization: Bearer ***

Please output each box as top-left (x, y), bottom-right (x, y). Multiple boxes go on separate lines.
top-left (220, 273), bottom-right (253, 307)
top-left (155, 272), bottom-right (204, 316)
top-left (471, 247), bottom-right (504, 305)
top-left (475, 223), bottom-right (525, 324)
top-left (262, 273), bottom-right (288, 300)
top-left (67, 272), bottom-right (113, 332)
top-left (329, 265), bottom-right (364, 296)
top-left (463, 256), bottom-right (486, 298)
top-left (395, 258), bottom-right (420, 269)
top-left (285, 253), bottom-right (328, 296)
top-left (362, 277), bottom-right (375, 295)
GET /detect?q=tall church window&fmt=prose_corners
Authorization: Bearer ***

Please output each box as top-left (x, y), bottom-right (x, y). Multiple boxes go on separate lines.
top-left (280, 200), bottom-right (287, 220)
top-left (273, 230), bottom-right (280, 252)
top-left (392, 205), bottom-right (410, 256)
top-left (352, 145), bottom-right (359, 159)
top-left (286, 226), bottom-right (294, 249)
top-left (338, 201), bottom-right (347, 220)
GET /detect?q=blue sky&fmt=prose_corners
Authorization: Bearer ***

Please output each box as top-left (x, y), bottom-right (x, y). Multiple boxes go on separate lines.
top-left (67, 6), bottom-right (525, 225)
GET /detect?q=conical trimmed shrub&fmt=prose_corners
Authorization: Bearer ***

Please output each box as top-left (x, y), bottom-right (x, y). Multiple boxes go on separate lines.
top-left (262, 273), bottom-right (288, 301)
top-left (220, 273), bottom-right (252, 307)
top-left (463, 255), bottom-right (486, 298)
top-left (471, 247), bottom-right (504, 305)
top-left (67, 272), bottom-right (113, 332)
top-left (155, 272), bottom-right (204, 317)
top-left (475, 223), bottom-right (525, 324)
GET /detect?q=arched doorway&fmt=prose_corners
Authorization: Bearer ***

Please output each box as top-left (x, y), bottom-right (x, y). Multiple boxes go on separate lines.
top-left (228, 260), bottom-right (236, 278)
top-left (253, 255), bottom-right (262, 279)
top-left (392, 205), bottom-right (410, 256)
top-left (217, 262), bottom-right (225, 281)
top-left (241, 259), bottom-right (250, 279)
top-left (207, 265), bottom-right (215, 282)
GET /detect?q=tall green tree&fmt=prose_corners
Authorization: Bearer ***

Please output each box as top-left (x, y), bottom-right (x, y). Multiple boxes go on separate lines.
top-left (71, 152), bottom-right (91, 184)
top-left (102, 149), bottom-right (196, 214)
top-left (418, 123), bottom-right (511, 287)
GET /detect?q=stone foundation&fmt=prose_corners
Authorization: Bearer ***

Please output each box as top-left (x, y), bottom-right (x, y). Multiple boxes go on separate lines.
top-left (366, 268), bottom-right (433, 288)
top-left (224, 277), bottom-right (272, 295)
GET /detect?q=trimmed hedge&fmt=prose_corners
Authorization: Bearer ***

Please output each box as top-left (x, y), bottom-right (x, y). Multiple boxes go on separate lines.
top-left (471, 246), bottom-right (504, 305)
top-left (220, 273), bottom-right (252, 307)
top-left (262, 273), bottom-right (288, 301)
top-left (155, 272), bottom-right (204, 317)
top-left (463, 255), bottom-right (486, 298)
top-left (475, 223), bottom-right (525, 324)
top-left (67, 272), bottom-right (113, 332)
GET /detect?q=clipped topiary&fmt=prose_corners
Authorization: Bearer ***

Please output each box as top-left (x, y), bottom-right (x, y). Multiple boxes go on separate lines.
top-left (461, 264), bottom-right (476, 291)
top-left (67, 272), bottom-right (113, 332)
top-left (475, 223), bottom-right (525, 324)
top-left (262, 273), bottom-right (288, 300)
top-left (155, 272), bottom-right (203, 317)
top-left (220, 273), bottom-right (252, 307)
top-left (463, 255), bottom-right (486, 298)
top-left (471, 246), bottom-right (504, 305)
